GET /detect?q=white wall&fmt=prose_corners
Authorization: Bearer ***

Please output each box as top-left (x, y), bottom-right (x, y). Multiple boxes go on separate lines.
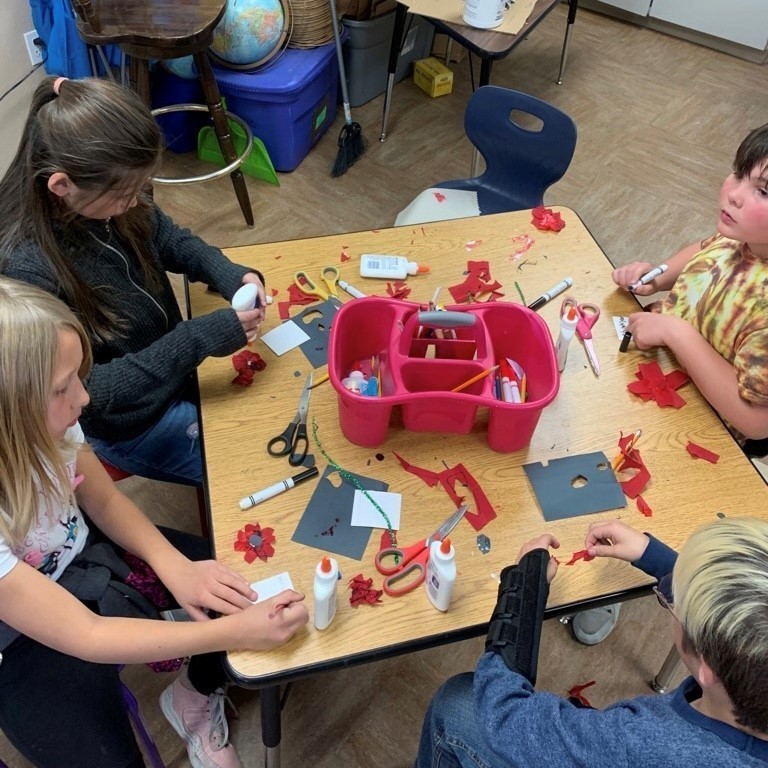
top-left (0, 2), bottom-right (47, 174)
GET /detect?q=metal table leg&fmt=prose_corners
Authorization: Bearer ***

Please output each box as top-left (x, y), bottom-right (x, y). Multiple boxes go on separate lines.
top-left (261, 685), bottom-right (282, 768)
top-left (650, 645), bottom-right (681, 694)
top-left (557, 0), bottom-right (579, 85)
top-left (380, 2), bottom-right (409, 142)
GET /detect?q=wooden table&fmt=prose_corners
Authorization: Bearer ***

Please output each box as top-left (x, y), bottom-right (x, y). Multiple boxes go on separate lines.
top-left (190, 208), bottom-right (766, 765)
top-left (379, 0), bottom-right (579, 146)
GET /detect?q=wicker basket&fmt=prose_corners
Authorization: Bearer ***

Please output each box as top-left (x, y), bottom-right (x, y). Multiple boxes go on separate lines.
top-left (289, 0), bottom-right (336, 48)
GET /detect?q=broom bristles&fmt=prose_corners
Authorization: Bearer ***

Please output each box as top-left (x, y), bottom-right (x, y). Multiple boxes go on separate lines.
top-left (332, 121), bottom-right (366, 178)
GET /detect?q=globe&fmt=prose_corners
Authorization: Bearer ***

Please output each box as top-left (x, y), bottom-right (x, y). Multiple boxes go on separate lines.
top-left (163, 0), bottom-right (288, 78)
top-left (210, 0), bottom-right (288, 69)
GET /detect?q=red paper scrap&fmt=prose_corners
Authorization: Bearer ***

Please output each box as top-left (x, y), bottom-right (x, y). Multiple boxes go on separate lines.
top-left (234, 523), bottom-right (275, 564)
top-left (509, 233), bottom-right (535, 259)
top-left (434, 191), bottom-right (446, 203)
top-left (278, 282), bottom-right (317, 321)
top-left (615, 430), bottom-right (651, 499)
top-left (568, 680), bottom-right (596, 708)
top-left (627, 362), bottom-right (689, 408)
top-left (386, 280), bottom-right (411, 300)
top-left (392, 452), bottom-right (497, 531)
top-left (636, 495), bottom-right (653, 517)
top-left (563, 549), bottom-right (595, 566)
top-left (231, 350), bottom-right (266, 386)
top-left (348, 573), bottom-right (384, 607)
top-left (448, 260), bottom-right (504, 305)
top-left (686, 441), bottom-right (720, 464)
top-left (340, 249), bottom-right (351, 262)
top-left (531, 206), bottom-right (566, 232)
top-left (465, 239), bottom-right (483, 251)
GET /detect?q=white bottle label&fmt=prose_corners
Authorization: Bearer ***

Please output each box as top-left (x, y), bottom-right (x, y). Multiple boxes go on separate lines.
top-left (426, 568), bottom-right (441, 601)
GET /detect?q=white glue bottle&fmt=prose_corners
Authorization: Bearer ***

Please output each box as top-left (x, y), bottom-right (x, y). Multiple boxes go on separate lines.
top-left (313, 556), bottom-right (339, 630)
top-left (555, 306), bottom-right (579, 373)
top-left (360, 254), bottom-right (430, 280)
top-left (425, 538), bottom-right (456, 612)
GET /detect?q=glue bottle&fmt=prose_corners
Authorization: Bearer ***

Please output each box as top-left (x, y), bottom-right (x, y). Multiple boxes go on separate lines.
top-left (555, 306), bottom-right (579, 373)
top-left (313, 556), bottom-right (339, 630)
top-left (425, 538), bottom-right (456, 612)
top-left (360, 254), bottom-right (430, 280)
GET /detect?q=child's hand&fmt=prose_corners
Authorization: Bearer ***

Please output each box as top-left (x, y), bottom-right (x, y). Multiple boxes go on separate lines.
top-left (626, 311), bottom-right (688, 350)
top-left (235, 307), bottom-right (262, 342)
top-left (517, 533), bottom-right (560, 583)
top-left (165, 559), bottom-right (258, 621)
top-left (612, 262), bottom-right (658, 296)
top-left (585, 520), bottom-right (649, 562)
top-left (240, 590), bottom-right (309, 650)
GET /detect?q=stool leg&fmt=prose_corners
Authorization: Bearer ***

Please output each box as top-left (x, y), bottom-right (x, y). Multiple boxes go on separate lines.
top-left (193, 52), bottom-right (254, 228)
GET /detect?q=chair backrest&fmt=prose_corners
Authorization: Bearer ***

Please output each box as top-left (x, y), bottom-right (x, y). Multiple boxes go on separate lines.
top-left (460, 86), bottom-right (577, 212)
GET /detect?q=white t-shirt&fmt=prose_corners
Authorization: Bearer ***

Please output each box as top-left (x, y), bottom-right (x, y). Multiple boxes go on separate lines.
top-left (0, 423), bottom-right (89, 582)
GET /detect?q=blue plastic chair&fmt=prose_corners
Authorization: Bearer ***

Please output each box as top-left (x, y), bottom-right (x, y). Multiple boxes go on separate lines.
top-left (395, 86), bottom-right (577, 225)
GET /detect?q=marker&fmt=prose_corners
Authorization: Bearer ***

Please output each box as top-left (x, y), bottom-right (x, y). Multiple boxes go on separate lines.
top-left (527, 277), bottom-right (574, 311)
top-left (239, 466), bottom-right (319, 510)
top-left (628, 264), bottom-right (668, 293)
top-left (619, 331), bottom-right (632, 353)
top-left (338, 279), bottom-right (367, 299)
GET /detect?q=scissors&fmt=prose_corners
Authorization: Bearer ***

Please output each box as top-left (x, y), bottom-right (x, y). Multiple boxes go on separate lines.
top-left (294, 266), bottom-right (340, 302)
top-left (267, 373), bottom-right (312, 465)
top-left (375, 504), bottom-right (468, 596)
top-left (560, 295), bottom-right (601, 377)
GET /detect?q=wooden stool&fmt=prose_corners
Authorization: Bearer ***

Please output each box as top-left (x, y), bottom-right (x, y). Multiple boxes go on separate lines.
top-left (70, 0), bottom-right (255, 228)
top-left (100, 459), bottom-right (209, 539)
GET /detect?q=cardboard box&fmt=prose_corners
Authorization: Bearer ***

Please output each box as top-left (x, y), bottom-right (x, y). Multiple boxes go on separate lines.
top-left (431, 33), bottom-right (468, 63)
top-left (413, 57), bottom-right (453, 98)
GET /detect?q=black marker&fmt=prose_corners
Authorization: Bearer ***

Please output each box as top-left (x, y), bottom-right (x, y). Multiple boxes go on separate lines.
top-left (619, 331), bottom-right (632, 353)
top-left (239, 466), bottom-right (319, 510)
top-left (527, 277), bottom-right (573, 311)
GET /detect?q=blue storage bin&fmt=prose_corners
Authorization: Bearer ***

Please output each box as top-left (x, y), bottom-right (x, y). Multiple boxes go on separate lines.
top-left (150, 66), bottom-right (208, 154)
top-left (212, 42), bottom-right (340, 172)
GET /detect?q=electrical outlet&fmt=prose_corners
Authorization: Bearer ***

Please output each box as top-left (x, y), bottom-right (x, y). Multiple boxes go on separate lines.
top-left (24, 30), bottom-right (44, 66)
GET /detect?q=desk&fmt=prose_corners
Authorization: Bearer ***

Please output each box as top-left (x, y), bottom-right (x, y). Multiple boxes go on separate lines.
top-left (190, 208), bottom-right (766, 765)
top-left (379, 0), bottom-right (579, 144)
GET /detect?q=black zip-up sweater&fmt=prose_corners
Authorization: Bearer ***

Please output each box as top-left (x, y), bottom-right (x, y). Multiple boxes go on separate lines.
top-left (2, 206), bottom-right (260, 441)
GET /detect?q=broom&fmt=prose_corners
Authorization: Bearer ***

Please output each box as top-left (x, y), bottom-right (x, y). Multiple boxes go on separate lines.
top-left (329, 0), bottom-right (366, 177)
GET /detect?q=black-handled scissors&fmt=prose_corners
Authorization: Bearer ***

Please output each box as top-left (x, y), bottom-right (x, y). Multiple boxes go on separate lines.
top-left (267, 373), bottom-right (313, 466)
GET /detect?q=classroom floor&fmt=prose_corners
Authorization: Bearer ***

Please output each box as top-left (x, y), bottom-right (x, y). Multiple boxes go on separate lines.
top-left (3, 5), bottom-right (767, 767)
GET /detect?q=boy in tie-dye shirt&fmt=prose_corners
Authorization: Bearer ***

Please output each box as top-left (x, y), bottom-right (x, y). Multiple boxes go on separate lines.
top-left (612, 123), bottom-right (768, 444)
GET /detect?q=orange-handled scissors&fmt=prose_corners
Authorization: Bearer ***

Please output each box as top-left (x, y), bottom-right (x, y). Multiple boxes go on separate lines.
top-left (294, 266), bottom-right (340, 302)
top-left (375, 504), bottom-right (468, 596)
top-left (560, 295), bottom-right (601, 377)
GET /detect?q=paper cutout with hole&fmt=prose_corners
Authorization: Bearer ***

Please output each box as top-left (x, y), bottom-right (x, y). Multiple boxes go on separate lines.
top-left (392, 452), bottom-right (496, 531)
top-left (523, 452), bottom-right (626, 521)
top-left (293, 298), bottom-right (343, 368)
top-left (291, 465), bottom-right (387, 560)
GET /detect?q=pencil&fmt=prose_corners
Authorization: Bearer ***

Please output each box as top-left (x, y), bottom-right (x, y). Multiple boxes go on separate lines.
top-left (520, 374), bottom-right (527, 403)
top-left (611, 429), bottom-right (642, 471)
top-left (451, 365), bottom-right (499, 393)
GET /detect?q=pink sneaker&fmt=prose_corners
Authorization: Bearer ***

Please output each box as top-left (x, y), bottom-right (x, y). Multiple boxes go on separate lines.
top-left (160, 677), bottom-right (241, 768)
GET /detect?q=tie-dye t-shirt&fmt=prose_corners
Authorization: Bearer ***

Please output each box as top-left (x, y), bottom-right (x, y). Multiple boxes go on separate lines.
top-left (662, 234), bottom-right (768, 406)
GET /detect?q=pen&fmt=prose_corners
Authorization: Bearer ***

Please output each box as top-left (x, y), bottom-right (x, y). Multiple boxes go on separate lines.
top-left (338, 279), bottom-right (367, 299)
top-left (611, 429), bottom-right (642, 471)
top-left (239, 466), bottom-right (319, 510)
top-left (527, 277), bottom-right (574, 311)
top-left (628, 264), bottom-right (668, 293)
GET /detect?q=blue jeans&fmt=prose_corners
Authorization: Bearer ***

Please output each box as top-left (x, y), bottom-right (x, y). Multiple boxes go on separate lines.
top-left (87, 399), bottom-right (203, 487)
top-left (415, 674), bottom-right (504, 768)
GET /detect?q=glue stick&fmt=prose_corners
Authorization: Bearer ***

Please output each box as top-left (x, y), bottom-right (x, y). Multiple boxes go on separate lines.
top-left (360, 254), bottom-right (430, 280)
top-left (555, 307), bottom-right (579, 373)
top-left (313, 556), bottom-right (339, 630)
top-left (425, 538), bottom-right (456, 612)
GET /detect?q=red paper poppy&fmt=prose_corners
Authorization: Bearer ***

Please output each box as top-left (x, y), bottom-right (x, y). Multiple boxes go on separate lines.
top-left (234, 523), bottom-right (275, 563)
top-left (627, 362), bottom-right (689, 408)
top-left (348, 573), bottom-right (384, 607)
top-left (231, 350), bottom-right (266, 386)
top-left (531, 206), bottom-right (566, 232)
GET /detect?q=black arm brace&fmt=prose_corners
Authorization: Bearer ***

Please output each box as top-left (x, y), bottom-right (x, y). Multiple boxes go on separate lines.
top-left (484, 548), bottom-right (550, 685)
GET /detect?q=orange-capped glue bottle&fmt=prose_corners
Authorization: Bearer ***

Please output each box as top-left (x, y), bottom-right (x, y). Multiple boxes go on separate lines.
top-left (425, 537), bottom-right (456, 612)
top-left (360, 255), bottom-right (430, 280)
top-left (556, 306), bottom-right (579, 373)
top-left (313, 556), bottom-right (338, 630)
